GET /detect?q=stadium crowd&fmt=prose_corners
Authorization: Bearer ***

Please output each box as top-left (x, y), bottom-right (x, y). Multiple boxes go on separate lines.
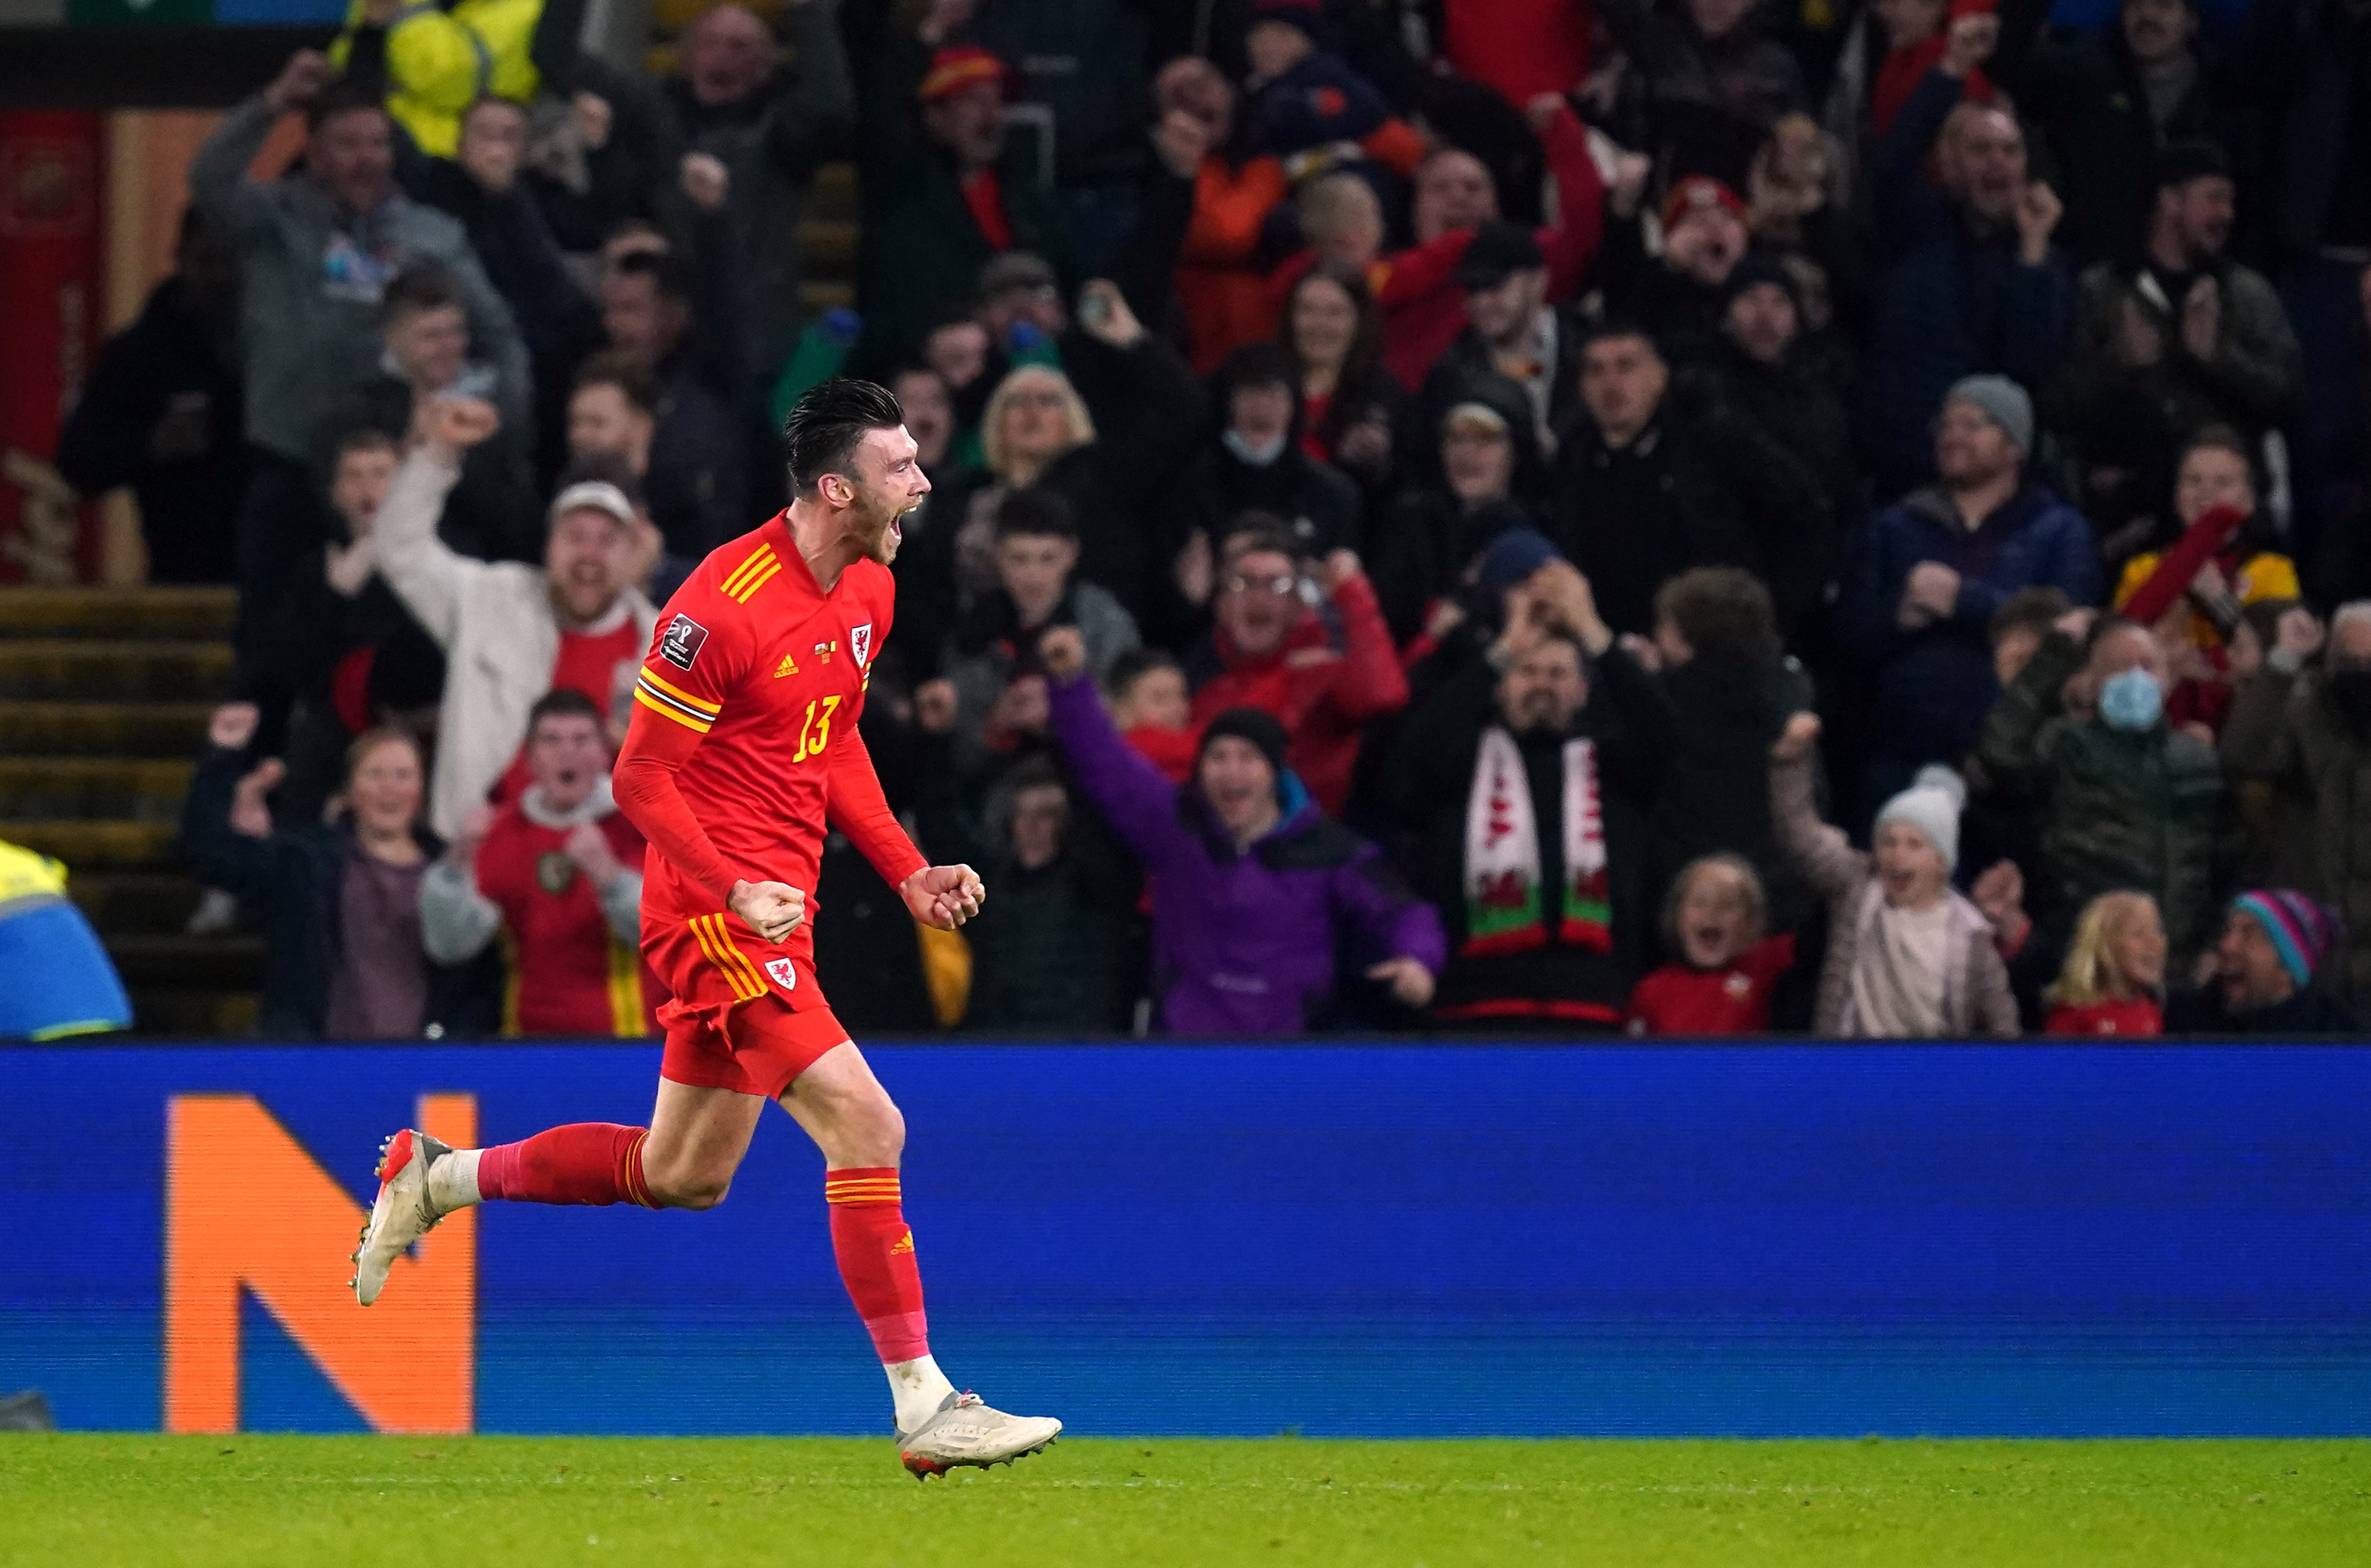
top-left (69, 0), bottom-right (2371, 1038)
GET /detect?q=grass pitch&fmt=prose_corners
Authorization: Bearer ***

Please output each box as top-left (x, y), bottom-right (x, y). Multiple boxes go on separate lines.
top-left (7, 1434), bottom-right (2366, 1566)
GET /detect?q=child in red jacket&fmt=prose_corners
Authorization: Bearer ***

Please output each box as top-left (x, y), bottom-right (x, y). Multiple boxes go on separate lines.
top-left (1627, 855), bottom-right (1796, 1036)
top-left (2043, 891), bottom-right (2167, 1036)
top-left (1108, 647), bottom-right (1200, 784)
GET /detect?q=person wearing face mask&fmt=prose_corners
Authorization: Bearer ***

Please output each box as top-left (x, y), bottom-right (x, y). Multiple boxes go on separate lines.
top-left (1042, 628), bottom-right (1445, 1033)
top-left (372, 397), bottom-right (662, 839)
top-left (417, 689), bottom-right (654, 1037)
top-left (2219, 602), bottom-right (2371, 1005)
top-left (1976, 611), bottom-right (2226, 962)
top-left (1770, 714), bottom-right (2021, 1036)
top-left (1169, 344), bottom-right (1364, 570)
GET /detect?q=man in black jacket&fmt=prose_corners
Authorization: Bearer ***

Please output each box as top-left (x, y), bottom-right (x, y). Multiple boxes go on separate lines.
top-left (1549, 321), bottom-right (1831, 640)
top-left (1170, 343), bottom-right (1363, 563)
top-left (55, 210), bottom-right (245, 584)
top-left (1386, 557), bottom-right (1665, 1030)
top-left (1419, 221), bottom-right (1586, 457)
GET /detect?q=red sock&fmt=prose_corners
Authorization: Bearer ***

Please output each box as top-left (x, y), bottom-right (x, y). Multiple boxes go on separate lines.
top-left (825, 1167), bottom-right (929, 1364)
top-left (477, 1123), bottom-right (655, 1208)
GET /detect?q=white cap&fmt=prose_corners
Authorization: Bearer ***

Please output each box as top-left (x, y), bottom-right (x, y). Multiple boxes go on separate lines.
top-left (548, 481), bottom-right (638, 528)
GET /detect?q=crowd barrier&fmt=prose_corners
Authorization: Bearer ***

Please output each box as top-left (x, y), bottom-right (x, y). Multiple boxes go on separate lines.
top-left (3, 1042), bottom-right (2365, 1438)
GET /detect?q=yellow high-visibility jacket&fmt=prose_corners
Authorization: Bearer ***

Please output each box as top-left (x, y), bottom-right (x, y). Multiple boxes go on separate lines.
top-left (332, 0), bottom-right (545, 159)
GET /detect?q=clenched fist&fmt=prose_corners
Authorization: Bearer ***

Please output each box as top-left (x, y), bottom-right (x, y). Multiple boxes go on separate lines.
top-left (730, 878), bottom-right (807, 943)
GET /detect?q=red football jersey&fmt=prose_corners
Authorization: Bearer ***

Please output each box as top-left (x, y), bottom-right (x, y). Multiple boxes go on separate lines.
top-left (473, 802), bottom-right (654, 1037)
top-left (624, 514), bottom-right (923, 950)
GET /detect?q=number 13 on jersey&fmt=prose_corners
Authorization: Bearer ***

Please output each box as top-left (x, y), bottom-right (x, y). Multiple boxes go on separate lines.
top-left (793, 696), bottom-right (841, 763)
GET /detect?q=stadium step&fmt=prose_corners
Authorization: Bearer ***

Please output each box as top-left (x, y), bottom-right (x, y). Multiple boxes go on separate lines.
top-left (0, 639), bottom-right (235, 702)
top-left (0, 584), bottom-right (236, 640)
top-left (106, 931), bottom-right (264, 989)
top-left (0, 701), bottom-right (216, 757)
top-left (0, 583), bottom-right (253, 1035)
top-left (2, 819), bottom-right (179, 871)
top-left (67, 871), bottom-right (213, 935)
top-left (0, 757), bottom-right (192, 822)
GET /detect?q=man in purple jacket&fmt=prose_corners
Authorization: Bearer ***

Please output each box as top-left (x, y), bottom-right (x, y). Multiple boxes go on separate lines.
top-left (1040, 627), bottom-right (1446, 1033)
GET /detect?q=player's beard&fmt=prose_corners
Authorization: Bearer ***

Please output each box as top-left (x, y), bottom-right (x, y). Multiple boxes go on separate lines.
top-left (848, 487), bottom-right (909, 566)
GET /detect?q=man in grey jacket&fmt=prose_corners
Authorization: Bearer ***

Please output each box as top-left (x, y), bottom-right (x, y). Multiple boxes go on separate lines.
top-left (190, 48), bottom-right (527, 701)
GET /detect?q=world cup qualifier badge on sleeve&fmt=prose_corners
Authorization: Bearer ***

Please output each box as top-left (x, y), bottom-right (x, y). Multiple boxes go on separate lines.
top-left (660, 614), bottom-right (709, 670)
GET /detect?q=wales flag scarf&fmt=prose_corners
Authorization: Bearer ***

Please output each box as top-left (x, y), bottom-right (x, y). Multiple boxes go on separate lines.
top-left (1461, 727), bottom-right (1611, 956)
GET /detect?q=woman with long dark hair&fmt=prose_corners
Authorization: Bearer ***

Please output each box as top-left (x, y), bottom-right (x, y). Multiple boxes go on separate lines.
top-left (1280, 261), bottom-right (1409, 498)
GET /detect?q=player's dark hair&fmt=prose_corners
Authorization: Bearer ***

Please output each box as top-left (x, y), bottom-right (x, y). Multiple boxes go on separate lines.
top-left (612, 248), bottom-right (695, 306)
top-left (381, 261), bottom-right (464, 323)
top-left (1104, 645), bottom-right (1181, 701)
top-left (572, 348), bottom-right (658, 414)
top-left (528, 687), bottom-right (604, 733)
top-left (994, 487), bottom-right (1077, 542)
top-left (783, 377), bottom-right (907, 497)
top-left (306, 76), bottom-right (387, 133)
top-left (1989, 585), bottom-right (2071, 649)
top-left (1653, 567), bottom-right (1778, 664)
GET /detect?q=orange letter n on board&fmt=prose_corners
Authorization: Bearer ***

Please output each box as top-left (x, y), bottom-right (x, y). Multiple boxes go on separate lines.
top-left (165, 1094), bottom-right (476, 1434)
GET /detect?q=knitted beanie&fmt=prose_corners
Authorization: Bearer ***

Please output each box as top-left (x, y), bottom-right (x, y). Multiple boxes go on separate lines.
top-left (1873, 765), bottom-right (1968, 872)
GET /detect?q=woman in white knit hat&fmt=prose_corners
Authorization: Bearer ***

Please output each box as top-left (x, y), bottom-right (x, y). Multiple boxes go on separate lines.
top-left (1769, 713), bottom-right (2019, 1037)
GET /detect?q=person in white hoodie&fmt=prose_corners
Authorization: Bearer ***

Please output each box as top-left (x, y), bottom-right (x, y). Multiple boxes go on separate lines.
top-left (418, 689), bottom-right (652, 1037)
top-left (372, 396), bottom-right (660, 839)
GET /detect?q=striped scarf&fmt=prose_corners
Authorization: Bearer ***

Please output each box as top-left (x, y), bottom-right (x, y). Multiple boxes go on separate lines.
top-left (1461, 728), bottom-right (1610, 957)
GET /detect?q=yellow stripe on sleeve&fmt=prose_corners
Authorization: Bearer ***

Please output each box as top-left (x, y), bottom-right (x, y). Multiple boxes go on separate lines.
top-left (638, 667), bottom-right (722, 714)
top-left (635, 686), bottom-right (712, 733)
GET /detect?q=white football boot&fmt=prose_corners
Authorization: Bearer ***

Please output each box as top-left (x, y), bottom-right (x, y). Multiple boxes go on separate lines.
top-left (896, 1392), bottom-right (1063, 1479)
top-left (350, 1128), bottom-right (452, 1306)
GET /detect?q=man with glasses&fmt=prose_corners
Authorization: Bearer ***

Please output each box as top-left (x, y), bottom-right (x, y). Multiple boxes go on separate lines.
top-left (1186, 523), bottom-right (1406, 815)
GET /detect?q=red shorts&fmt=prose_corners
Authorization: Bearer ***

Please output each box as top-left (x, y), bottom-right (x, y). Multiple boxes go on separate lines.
top-left (643, 912), bottom-right (851, 1099)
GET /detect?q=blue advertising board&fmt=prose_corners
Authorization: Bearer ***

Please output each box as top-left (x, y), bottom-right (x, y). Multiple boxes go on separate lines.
top-left (2, 1043), bottom-right (2366, 1438)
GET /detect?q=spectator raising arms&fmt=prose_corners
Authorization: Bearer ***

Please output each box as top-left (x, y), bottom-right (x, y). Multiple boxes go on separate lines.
top-left (1862, 13), bottom-right (2068, 494)
top-left (372, 397), bottom-right (659, 838)
top-left (1042, 625), bottom-right (1444, 1033)
top-left (1184, 530), bottom-right (1406, 816)
top-left (182, 703), bottom-right (467, 1038)
top-left (1976, 611), bottom-right (2225, 960)
top-left (935, 489), bottom-right (1141, 789)
top-left (190, 50), bottom-right (526, 697)
top-left (2219, 603), bottom-right (2371, 1006)
top-left (1770, 714), bottom-right (2021, 1037)
top-left (1386, 558), bottom-right (1666, 1030)
top-left (420, 689), bottom-right (654, 1038)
